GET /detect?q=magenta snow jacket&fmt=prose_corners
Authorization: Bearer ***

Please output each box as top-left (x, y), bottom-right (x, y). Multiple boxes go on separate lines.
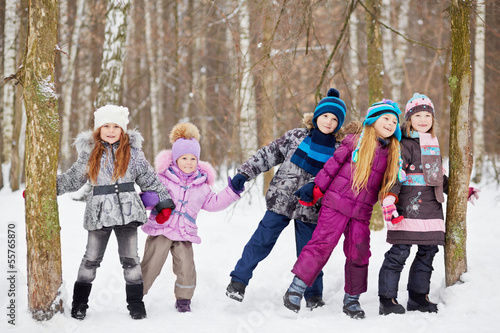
top-left (141, 150), bottom-right (240, 244)
top-left (315, 134), bottom-right (391, 222)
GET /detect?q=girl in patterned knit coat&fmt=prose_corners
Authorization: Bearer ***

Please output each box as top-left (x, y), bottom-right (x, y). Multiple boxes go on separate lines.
top-left (377, 93), bottom-right (480, 315)
top-left (57, 105), bottom-right (175, 320)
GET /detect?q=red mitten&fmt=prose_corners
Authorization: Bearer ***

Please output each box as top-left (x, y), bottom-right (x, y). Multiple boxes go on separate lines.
top-left (391, 215), bottom-right (404, 224)
top-left (155, 208), bottom-right (172, 224)
top-left (299, 185), bottom-right (324, 206)
top-left (23, 190), bottom-right (25, 198)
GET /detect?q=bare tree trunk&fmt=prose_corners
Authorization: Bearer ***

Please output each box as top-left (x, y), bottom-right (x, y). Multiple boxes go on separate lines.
top-left (365, 0), bottom-right (384, 231)
top-left (95, 0), bottom-right (130, 108)
top-left (237, 0), bottom-right (258, 162)
top-left (365, 0), bottom-right (383, 103)
top-left (59, 0), bottom-right (85, 171)
top-left (2, 0), bottom-right (17, 162)
top-left (249, 0), bottom-right (275, 195)
top-left (145, 0), bottom-right (161, 153)
top-left (381, 0), bottom-right (409, 103)
top-left (19, 0), bottom-right (63, 320)
top-left (445, 0), bottom-right (473, 287)
top-left (472, 2), bottom-right (485, 183)
top-left (348, 7), bottom-right (360, 119)
top-left (9, 0), bottom-right (28, 192)
top-left (0, 0), bottom-right (4, 188)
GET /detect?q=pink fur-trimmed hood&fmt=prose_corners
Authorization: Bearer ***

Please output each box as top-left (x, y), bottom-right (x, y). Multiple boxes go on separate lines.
top-left (154, 149), bottom-right (216, 186)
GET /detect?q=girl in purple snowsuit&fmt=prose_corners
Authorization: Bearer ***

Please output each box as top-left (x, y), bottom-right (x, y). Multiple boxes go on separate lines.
top-left (283, 100), bottom-right (404, 319)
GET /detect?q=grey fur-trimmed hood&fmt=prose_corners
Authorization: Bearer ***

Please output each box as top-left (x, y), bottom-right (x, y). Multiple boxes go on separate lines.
top-left (73, 129), bottom-right (144, 154)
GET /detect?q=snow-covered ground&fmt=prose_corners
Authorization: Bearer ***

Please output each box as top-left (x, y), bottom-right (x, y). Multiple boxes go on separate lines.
top-left (1, 172), bottom-right (499, 333)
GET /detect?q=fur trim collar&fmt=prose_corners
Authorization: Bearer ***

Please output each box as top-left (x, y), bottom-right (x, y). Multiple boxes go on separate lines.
top-left (154, 150), bottom-right (216, 186)
top-left (73, 129), bottom-right (144, 154)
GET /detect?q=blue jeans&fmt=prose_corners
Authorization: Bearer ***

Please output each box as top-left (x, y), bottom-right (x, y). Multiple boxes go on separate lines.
top-left (378, 244), bottom-right (439, 298)
top-left (76, 223), bottom-right (142, 285)
top-left (230, 210), bottom-right (323, 299)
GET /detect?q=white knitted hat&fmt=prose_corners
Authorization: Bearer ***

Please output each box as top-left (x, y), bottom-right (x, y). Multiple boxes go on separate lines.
top-left (94, 105), bottom-right (130, 132)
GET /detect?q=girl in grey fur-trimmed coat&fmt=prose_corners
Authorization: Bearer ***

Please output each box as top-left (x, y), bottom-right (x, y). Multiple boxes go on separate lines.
top-left (225, 88), bottom-right (347, 309)
top-left (57, 105), bottom-right (174, 320)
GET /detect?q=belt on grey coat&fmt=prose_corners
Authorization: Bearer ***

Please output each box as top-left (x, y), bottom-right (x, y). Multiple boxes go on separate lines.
top-left (93, 182), bottom-right (135, 195)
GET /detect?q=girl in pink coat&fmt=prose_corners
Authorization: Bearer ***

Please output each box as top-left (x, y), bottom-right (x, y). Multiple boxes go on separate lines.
top-left (140, 123), bottom-right (241, 313)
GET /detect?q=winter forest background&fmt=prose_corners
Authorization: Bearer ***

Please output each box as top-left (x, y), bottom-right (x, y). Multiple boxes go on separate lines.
top-left (1, 0), bottom-right (500, 327)
top-left (1, 0), bottom-right (500, 189)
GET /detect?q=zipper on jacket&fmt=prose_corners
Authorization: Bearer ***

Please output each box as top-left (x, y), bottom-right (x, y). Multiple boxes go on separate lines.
top-left (109, 143), bottom-right (127, 225)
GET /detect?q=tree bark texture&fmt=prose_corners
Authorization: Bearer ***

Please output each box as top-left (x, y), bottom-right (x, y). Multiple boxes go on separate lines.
top-left (2, 0), bottom-right (17, 162)
top-left (0, 0), bottom-right (5, 189)
top-left (365, 0), bottom-right (384, 231)
top-left (21, 0), bottom-right (63, 320)
top-left (95, 0), bottom-right (130, 108)
top-left (10, 0), bottom-right (29, 192)
top-left (445, 0), bottom-right (473, 287)
top-left (472, 2), bottom-right (485, 183)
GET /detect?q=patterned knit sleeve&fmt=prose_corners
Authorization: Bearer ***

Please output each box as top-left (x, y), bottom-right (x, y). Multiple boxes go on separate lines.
top-left (237, 129), bottom-right (297, 180)
top-left (56, 152), bottom-right (90, 195)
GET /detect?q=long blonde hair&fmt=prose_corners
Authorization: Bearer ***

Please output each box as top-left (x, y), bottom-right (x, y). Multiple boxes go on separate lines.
top-left (87, 128), bottom-right (131, 184)
top-left (351, 125), bottom-right (400, 200)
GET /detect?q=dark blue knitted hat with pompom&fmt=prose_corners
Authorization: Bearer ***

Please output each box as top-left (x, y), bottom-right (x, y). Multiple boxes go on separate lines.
top-left (313, 88), bottom-right (347, 133)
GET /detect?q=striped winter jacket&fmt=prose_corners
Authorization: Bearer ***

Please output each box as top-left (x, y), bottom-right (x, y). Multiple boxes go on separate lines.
top-left (386, 135), bottom-right (449, 245)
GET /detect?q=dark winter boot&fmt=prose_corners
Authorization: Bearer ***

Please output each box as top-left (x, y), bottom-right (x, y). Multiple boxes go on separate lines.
top-left (126, 284), bottom-right (147, 319)
top-left (175, 299), bottom-right (191, 313)
top-left (226, 281), bottom-right (246, 302)
top-left (379, 297), bottom-right (405, 315)
top-left (305, 296), bottom-right (325, 311)
top-left (71, 282), bottom-right (92, 320)
top-left (407, 291), bottom-right (438, 313)
top-left (342, 293), bottom-right (365, 319)
top-left (283, 276), bottom-right (307, 313)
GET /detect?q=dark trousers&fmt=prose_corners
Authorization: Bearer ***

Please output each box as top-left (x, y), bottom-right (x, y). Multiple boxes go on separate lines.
top-left (76, 223), bottom-right (142, 285)
top-left (378, 244), bottom-right (439, 298)
top-left (230, 210), bottom-right (323, 299)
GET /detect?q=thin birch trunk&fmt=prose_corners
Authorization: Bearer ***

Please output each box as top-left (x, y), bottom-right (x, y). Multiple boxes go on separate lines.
top-left (0, 0), bottom-right (4, 188)
top-left (238, 0), bottom-right (258, 161)
top-left (60, 0), bottom-right (85, 170)
top-left (145, 0), bottom-right (160, 153)
top-left (472, 2), bottom-right (485, 182)
top-left (2, 0), bottom-right (17, 162)
top-left (10, 0), bottom-right (28, 191)
top-left (348, 8), bottom-right (360, 119)
top-left (95, 0), bottom-right (130, 108)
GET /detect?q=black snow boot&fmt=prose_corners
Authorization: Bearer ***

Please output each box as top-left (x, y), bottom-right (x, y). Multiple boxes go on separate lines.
top-left (226, 281), bottom-right (246, 302)
top-left (407, 291), bottom-right (438, 313)
top-left (305, 296), bottom-right (325, 310)
top-left (379, 297), bottom-right (405, 315)
top-left (71, 282), bottom-right (92, 320)
top-left (126, 284), bottom-right (147, 319)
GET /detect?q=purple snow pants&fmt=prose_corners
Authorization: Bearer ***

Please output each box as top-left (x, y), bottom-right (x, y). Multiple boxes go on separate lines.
top-left (292, 206), bottom-right (371, 295)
